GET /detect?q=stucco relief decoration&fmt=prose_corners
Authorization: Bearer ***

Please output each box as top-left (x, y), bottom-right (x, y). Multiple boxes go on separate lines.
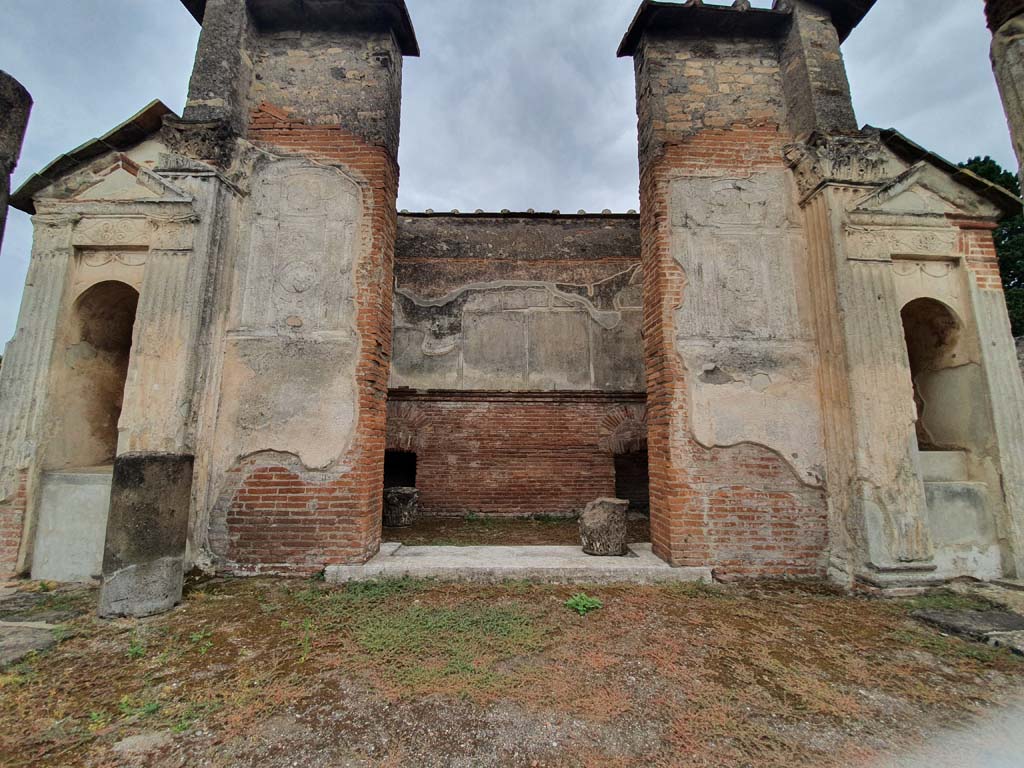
top-left (73, 217), bottom-right (150, 248)
top-left (599, 404), bottom-right (647, 455)
top-left (892, 260), bottom-right (955, 279)
top-left (844, 225), bottom-right (958, 263)
top-left (239, 160), bottom-right (360, 334)
top-left (391, 265), bottom-right (645, 391)
top-left (81, 251), bottom-right (147, 268)
top-left (891, 258), bottom-right (963, 308)
top-left (669, 171), bottom-right (825, 487)
top-left (219, 158), bottom-right (364, 471)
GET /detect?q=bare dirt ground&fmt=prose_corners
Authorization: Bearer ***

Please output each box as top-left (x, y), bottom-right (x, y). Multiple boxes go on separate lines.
top-left (384, 515), bottom-right (651, 546)
top-left (0, 577), bottom-right (1022, 768)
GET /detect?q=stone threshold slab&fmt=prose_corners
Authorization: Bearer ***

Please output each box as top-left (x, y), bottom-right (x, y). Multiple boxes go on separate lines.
top-left (325, 543), bottom-right (713, 585)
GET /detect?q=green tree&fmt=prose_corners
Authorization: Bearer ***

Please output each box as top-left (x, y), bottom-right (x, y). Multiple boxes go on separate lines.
top-left (960, 156), bottom-right (1024, 336)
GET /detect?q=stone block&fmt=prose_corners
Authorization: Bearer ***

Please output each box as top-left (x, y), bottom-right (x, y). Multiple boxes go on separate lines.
top-left (98, 453), bottom-right (193, 618)
top-left (31, 468), bottom-right (112, 583)
top-left (383, 487), bottom-right (418, 528)
top-left (579, 498), bottom-right (629, 557)
top-left (924, 482), bottom-right (995, 546)
top-left (919, 451), bottom-right (969, 483)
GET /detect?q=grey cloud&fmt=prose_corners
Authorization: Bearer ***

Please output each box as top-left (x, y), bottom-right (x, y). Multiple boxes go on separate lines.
top-left (0, 0), bottom-right (1015, 344)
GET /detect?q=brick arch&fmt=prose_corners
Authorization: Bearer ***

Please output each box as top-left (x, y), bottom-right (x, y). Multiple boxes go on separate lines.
top-left (385, 402), bottom-right (430, 453)
top-left (598, 404), bottom-right (647, 456)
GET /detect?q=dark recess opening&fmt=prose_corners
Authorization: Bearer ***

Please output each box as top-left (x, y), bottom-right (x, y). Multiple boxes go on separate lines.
top-left (384, 450), bottom-right (417, 488)
top-left (614, 450), bottom-right (649, 514)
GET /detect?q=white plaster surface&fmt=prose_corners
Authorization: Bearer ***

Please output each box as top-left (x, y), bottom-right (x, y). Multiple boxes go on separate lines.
top-left (31, 467), bottom-right (112, 583)
top-left (326, 543), bottom-right (713, 585)
top-left (669, 170), bottom-right (825, 486)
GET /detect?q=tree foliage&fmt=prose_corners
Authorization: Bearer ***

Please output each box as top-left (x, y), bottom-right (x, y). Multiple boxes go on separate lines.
top-left (960, 156), bottom-right (1024, 336)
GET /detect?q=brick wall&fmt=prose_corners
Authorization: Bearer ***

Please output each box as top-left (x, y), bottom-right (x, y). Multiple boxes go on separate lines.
top-left (386, 393), bottom-right (645, 517)
top-left (635, 31), bottom-right (830, 577)
top-left (0, 473), bottom-right (26, 576)
top-left (210, 103), bottom-right (398, 573)
top-left (956, 219), bottom-right (1004, 291)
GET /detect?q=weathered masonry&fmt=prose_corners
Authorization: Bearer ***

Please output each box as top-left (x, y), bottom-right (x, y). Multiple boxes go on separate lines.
top-left (0, 70), bottom-right (32, 254)
top-left (2, 0), bottom-right (1024, 609)
top-left (987, 0), bottom-right (1024, 187)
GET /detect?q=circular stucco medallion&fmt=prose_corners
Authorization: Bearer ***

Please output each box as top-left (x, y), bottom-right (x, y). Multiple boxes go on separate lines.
top-left (278, 261), bottom-right (317, 294)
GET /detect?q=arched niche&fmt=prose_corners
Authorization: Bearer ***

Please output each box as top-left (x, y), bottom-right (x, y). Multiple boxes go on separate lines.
top-left (900, 297), bottom-right (980, 452)
top-left (49, 280), bottom-right (140, 469)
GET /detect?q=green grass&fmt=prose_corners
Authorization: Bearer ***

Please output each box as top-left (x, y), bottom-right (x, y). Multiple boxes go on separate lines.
top-left (897, 590), bottom-right (999, 614)
top-left (889, 627), bottom-right (1015, 663)
top-left (117, 696), bottom-right (161, 719)
top-left (354, 603), bottom-right (544, 692)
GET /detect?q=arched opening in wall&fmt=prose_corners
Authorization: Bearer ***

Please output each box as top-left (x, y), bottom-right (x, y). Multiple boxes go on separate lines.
top-left (614, 450), bottom-right (650, 514)
top-left (31, 280), bottom-right (138, 582)
top-left (900, 297), bottom-right (964, 451)
top-left (614, 448), bottom-right (651, 544)
top-left (384, 450), bottom-right (417, 489)
top-left (899, 295), bottom-right (1004, 580)
top-left (56, 280), bottom-right (140, 468)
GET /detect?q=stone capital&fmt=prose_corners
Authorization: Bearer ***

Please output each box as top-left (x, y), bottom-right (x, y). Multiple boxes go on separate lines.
top-left (783, 132), bottom-right (893, 200)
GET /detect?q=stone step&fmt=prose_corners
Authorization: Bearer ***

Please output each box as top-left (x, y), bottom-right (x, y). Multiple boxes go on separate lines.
top-left (920, 450), bottom-right (969, 482)
top-left (326, 543), bottom-right (713, 585)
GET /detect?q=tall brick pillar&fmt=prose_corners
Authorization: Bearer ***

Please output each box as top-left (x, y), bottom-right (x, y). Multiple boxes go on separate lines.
top-left (986, 0), bottom-right (1024, 183)
top-left (0, 71), bottom-right (32, 254)
top-left (176, 0), bottom-right (420, 575)
top-left (619, 1), bottom-right (873, 577)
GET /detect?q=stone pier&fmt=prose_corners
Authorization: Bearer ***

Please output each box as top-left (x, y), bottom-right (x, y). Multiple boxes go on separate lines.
top-left (0, 71), bottom-right (32, 252)
top-left (987, 0), bottom-right (1024, 182)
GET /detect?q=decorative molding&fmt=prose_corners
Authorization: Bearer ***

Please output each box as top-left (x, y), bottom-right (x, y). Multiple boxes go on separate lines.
top-left (598, 404), bottom-right (648, 455)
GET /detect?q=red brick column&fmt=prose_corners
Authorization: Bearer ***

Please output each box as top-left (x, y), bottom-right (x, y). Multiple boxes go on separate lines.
top-left (641, 126), bottom-right (828, 577)
top-left (213, 103), bottom-right (398, 572)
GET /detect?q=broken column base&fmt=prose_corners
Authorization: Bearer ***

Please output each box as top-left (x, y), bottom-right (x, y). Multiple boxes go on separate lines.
top-left (98, 453), bottom-right (194, 619)
top-left (579, 497), bottom-right (630, 556)
top-left (98, 557), bottom-right (185, 618)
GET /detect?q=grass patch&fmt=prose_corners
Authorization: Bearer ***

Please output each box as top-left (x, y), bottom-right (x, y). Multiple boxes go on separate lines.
top-left (291, 577), bottom-right (430, 623)
top-left (889, 627), bottom-right (1015, 663)
top-left (355, 602), bottom-right (545, 694)
top-left (896, 589), bottom-right (1000, 614)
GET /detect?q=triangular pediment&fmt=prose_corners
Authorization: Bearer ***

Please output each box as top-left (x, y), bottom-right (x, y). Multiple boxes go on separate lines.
top-left (40, 151), bottom-right (192, 208)
top-left (853, 161), bottom-right (1006, 220)
top-left (75, 165), bottom-right (158, 202)
top-left (10, 100), bottom-right (185, 214)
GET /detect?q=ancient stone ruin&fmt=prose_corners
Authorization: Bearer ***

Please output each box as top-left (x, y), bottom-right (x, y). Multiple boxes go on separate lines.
top-left (0, 70), bottom-right (32, 252)
top-left (2, 0), bottom-right (1024, 614)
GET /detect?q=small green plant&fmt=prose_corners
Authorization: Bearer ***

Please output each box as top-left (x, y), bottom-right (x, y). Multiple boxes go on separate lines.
top-left (172, 702), bottom-right (221, 733)
top-left (565, 593), bottom-right (603, 616)
top-left (189, 630), bottom-right (213, 655)
top-left (299, 617), bottom-right (314, 662)
top-left (127, 633), bottom-right (147, 660)
top-left (36, 581), bottom-right (52, 593)
top-left (117, 696), bottom-right (161, 719)
top-left (87, 710), bottom-right (112, 731)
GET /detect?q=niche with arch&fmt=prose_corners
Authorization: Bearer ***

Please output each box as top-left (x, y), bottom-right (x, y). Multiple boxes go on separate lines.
top-left (49, 280), bottom-right (140, 469)
top-left (900, 297), bottom-right (985, 453)
top-left (899, 295), bottom-right (1003, 577)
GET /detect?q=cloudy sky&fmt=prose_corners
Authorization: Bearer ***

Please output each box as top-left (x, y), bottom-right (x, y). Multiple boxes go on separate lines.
top-left (0, 0), bottom-right (1014, 343)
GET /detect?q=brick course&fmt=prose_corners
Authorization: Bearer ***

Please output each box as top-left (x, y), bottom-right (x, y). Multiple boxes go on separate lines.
top-left (0, 473), bottom-right (26, 576)
top-left (386, 394), bottom-right (645, 518)
top-left (954, 219), bottom-right (1004, 291)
